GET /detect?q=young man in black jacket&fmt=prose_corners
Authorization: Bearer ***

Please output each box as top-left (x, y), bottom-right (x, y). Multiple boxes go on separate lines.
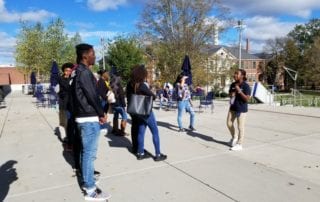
top-left (72, 43), bottom-right (110, 201)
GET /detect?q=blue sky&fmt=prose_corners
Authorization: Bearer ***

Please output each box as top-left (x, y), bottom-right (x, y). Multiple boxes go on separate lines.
top-left (0, 0), bottom-right (320, 65)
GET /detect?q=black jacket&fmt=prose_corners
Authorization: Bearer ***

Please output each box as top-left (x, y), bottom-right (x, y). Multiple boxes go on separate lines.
top-left (71, 63), bottom-right (104, 118)
top-left (58, 76), bottom-right (71, 110)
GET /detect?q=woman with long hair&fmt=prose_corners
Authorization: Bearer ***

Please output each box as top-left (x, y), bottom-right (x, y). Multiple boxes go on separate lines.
top-left (109, 75), bottom-right (128, 136)
top-left (126, 65), bottom-right (167, 161)
top-left (227, 69), bottom-right (251, 151)
top-left (174, 73), bottom-right (195, 132)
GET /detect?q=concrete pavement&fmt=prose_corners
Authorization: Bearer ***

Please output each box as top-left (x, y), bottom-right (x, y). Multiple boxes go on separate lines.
top-left (0, 92), bottom-right (320, 202)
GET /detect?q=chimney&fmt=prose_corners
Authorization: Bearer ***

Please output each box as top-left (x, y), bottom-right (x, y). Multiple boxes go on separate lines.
top-left (213, 26), bottom-right (219, 45)
top-left (246, 38), bottom-right (249, 53)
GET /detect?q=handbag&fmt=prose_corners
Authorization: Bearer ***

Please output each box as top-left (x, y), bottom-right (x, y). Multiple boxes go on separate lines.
top-left (107, 90), bottom-right (116, 104)
top-left (127, 84), bottom-right (153, 116)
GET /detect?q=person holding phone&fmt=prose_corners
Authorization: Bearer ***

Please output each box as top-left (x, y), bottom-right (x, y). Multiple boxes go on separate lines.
top-left (174, 73), bottom-right (195, 132)
top-left (227, 69), bottom-right (251, 151)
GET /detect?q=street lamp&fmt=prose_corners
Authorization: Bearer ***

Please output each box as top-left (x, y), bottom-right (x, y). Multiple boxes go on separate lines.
top-left (100, 37), bottom-right (106, 70)
top-left (235, 20), bottom-right (245, 69)
top-left (283, 66), bottom-right (298, 105)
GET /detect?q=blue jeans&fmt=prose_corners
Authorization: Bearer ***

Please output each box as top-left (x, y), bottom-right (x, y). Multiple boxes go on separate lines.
top-left (177, 100), bottom-right (195, 129)
top-left (77, 121), bottom-right (100, 190)
top-left (137, 112), bottom-right (161, 155)
top-left (113, 106), bottom-right (128, 120)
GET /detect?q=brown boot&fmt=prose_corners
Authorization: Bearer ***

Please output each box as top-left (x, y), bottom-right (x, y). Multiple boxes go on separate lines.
top-left (112, 119), bottom-right (120, 135)
top-left (120, 120), bottom-right (128, 136)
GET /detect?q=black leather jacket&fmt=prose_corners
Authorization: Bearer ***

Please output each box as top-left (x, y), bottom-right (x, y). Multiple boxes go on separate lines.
top-left (71, 63), bottom-right (104, 118)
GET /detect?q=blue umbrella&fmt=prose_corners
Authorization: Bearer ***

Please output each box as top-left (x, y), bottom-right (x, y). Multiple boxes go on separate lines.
top-left (181, 55), bottom-right (192, 86)
top-left (50, 61), bottom-right (59, 87)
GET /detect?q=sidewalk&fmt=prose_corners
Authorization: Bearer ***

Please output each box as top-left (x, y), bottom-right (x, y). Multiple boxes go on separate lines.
top-left (0, 92), bottom-right (320, 202)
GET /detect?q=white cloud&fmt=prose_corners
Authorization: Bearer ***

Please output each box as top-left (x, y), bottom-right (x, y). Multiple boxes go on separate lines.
top-left (244, 16), bottom-right (297, 41)
top-left (87, 0), bottom-right (127, 11)
top-left (0, 0), bottom-right (56, 23)
top-left (223, 0), bottom-right (319, 18)
top-left (0, 32), bottom-right (16, 65)
top-left (240, 16), bottom-right (298, 52)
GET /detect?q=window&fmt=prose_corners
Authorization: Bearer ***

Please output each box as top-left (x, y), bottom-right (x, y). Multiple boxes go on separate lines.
top-left (253, 61), bottom-right (256, 69)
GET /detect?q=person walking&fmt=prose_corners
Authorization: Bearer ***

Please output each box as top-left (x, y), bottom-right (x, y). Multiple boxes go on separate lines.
top-left (72, 43), bottom-right (111, 201)
top-left (227, 69), bottom-right (251, 151)
top-left (109, 76), bottom-right (128, 136)
top-left (174, 73), bottom-right (195, 132)
top-left (127, 65), bottom-right (167, 161)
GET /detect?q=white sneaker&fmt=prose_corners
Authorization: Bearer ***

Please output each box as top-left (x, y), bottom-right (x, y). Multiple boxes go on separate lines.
top-left (84, 188), bottom-right (111, 201)
top-left (230, 144), bottom-right (243, 151)
top-left (228, 138), bottom-right (238, 147)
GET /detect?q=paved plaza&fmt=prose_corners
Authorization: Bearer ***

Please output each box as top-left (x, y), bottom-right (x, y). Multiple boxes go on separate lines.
top-left (1, 92), bottom-right (320, 202)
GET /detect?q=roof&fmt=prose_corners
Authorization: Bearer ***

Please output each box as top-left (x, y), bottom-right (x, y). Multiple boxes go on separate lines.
top-left (207, 45), bottom-right (264, 60)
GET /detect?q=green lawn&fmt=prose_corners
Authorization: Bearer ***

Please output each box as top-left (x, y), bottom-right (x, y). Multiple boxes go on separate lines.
top-left (274, 92), bottom-right (320, 107)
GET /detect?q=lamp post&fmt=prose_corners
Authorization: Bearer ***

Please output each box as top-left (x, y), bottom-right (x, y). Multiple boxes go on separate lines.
top-left (235, 20), bottom-right (245, 69)
top-left (283, 66), bottom-right (298, 106)
top-left (100, 37), bottom-right (106, 70)
top-left (206, 58), bottom-right (209, 94)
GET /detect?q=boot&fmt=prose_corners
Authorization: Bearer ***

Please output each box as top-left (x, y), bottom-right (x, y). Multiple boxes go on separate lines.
top-left (120, 120), bottom-right (128, 136)
top-left (112, 119), bottom-right (120, 135)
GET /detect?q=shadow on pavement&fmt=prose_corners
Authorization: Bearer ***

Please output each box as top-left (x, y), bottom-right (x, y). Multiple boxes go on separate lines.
top-left (185, 130), bottom-right (230, 147)
top-left (54, 126), bottom-right (63, 142)
top-left (105, 129), bottom-right (154, 159)
top-left (156, 121), bottom-right (179, 132)
top-left (0, 160), bottom-right (18, 202)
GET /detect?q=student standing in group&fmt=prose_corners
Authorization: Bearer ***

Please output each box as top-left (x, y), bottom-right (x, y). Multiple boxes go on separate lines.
top-left (227, 69), bottom-right (251, 151)
top-left (58, 63), bottom-right (73, 149)
top-left (72, 43), bottom-right (111, 201)
top-left (174, 73), bottom-right (195, 132)
top-left (97, 69), bottom-right (110, 114)
top-left (127, 65), bottom-right (167, 161)
top-left (110, 76), bottom-right (128, 136)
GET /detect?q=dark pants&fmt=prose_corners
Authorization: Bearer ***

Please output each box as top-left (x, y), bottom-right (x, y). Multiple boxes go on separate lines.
top-left (68, 115), bottom-right (81, 172)
top-left (66, 113), bottom-right (75, 145)
top-left (130, 115), bottom-right (139, 153)
top-left (73, 125), bottom-right (82, 172)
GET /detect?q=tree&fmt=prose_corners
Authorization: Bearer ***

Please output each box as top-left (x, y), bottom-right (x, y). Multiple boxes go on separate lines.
top-left (303, 36), bottom-right (320, 85)
top-left (60, 32), bottom-right (82, 64)
top-left (288, 19), bottom-right (320, 51)
top-left (44, 18), bottom-right (68, 66)
top-left (263, 37), bottom-right (287, 87)
top-left (106, 36), bottom-right (144, 83)
top-left (15, 19), bottom-right (81, 80)
top-left (138, 0), bottom-right (231, 83)
top-left (15, 22), bottom-right (46, 77)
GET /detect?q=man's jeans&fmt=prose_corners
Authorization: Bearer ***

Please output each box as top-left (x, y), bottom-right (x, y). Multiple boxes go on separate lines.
top-left (137, 112), bottom-right (161, 155)
top-left (177, 100), bottom-right (195, 129)
top-left (77, 121), bottom-right (100, 190)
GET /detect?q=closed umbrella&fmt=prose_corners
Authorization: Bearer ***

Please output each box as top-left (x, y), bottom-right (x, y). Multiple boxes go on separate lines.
top-left (49, 61), bottom-right (59, 107)
top-left (30, 71), bottom-right (37, 95)
top-left (30, 72), bottom-right (36, 85)
top-left (181, 55), bottom-right (192, 86)
top-left (50, 61), bottom-right (59, 87)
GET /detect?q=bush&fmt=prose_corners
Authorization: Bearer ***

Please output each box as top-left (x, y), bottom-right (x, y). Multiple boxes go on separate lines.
top-left (214, 91), bottom-right (228, 98)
